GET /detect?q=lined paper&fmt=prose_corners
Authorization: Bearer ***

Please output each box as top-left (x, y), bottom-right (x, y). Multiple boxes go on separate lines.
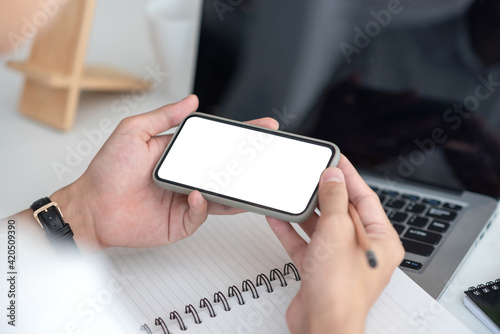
top-left (104, 213), bottom-right (294, 333)
top-left (102, 213), bottom-right (472, 334)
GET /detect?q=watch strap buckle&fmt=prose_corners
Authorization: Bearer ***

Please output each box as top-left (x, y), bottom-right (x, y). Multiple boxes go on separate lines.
top-left (33, 202), bottom-right (63, 229)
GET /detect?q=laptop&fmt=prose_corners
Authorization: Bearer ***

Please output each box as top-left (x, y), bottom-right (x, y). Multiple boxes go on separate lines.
top-left (192, 0), bottom-right (499, 299)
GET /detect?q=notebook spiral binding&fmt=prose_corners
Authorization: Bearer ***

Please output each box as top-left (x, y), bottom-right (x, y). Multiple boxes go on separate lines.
top-left (468, 278), bottom-right (500, 296)
top-left (141, 262), bottom-right (300, 333)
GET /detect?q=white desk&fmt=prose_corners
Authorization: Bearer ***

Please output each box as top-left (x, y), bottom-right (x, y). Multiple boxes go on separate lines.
top-left (0, 0), bottom-right (498, 332)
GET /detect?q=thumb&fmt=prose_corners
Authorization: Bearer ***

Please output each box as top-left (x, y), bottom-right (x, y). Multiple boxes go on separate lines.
top-left (183, 191), bottom-right (209, 236)
top-left (118, 95), bottom-right (199, 138)
top-left (316, 167), bottom-right (351, 235)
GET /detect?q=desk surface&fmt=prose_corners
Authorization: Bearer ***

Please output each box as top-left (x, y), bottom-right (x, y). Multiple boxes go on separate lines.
top-left (0, 0), bottom-right (498, 332)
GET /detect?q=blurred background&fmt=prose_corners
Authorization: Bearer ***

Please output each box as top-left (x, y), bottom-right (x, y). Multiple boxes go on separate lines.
top-left (2, 0), bottom-right (500, 216)
top-left (0, 0), bottom-right (165, 218)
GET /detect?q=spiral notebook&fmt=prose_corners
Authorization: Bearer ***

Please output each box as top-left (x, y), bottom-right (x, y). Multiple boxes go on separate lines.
top-left (103, 213), bottom-right (471, 333)
top-left (464, 279), bottom-right (500, 334)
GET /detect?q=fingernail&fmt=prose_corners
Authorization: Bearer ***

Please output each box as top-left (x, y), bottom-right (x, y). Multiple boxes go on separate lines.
top-left (322, 167), bottom-right (344, 183)
top-left (196, 192), bottom-right (205, 207)
top-left (273, 118), bottom-right (280, 130)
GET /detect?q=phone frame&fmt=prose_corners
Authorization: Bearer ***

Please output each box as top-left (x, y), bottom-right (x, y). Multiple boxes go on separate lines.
top-left (153, 113), bottom-right (341, 222)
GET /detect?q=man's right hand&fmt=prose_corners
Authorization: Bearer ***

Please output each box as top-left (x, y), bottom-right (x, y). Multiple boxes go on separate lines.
top-left (267, 155), bottom-right (404, 334)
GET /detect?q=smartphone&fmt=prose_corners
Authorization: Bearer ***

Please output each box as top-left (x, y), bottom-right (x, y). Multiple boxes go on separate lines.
top-left (153, 113), bottom-right (340, 222)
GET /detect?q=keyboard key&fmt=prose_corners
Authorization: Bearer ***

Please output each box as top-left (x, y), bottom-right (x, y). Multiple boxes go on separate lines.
top-left (400, 259), bottom-right (423, 270)
top-left (381, 190), bottom-right (399, 197)
top-left (428, 220), bottom-right (450, 233)
top-left (404, 228), bottom-right (442, 245)
top-left (406, 202), bottom-right (426, 214)
top-left (392, 224), bottom-right (405, 235)
top-left (402, 193), bottom-right (420, 201)
top-left (369, 185), bottom-right (379, 192)
top-left (426, 207), bottom-right (457, 221)
top-left (443, 203), bottom-right (463, 211)
top-left (385, 199), bottom-right (406, 210)
top-left (408, 216), bottom-right (429, 228)
top-left (378, 194), bottom-right (387, 204)
top-left (389, 211), bottom-right (408, 223)
top-left (402, 239), bottom-right (435, 256)
top-left (423, 198), bottom-right (441, 206)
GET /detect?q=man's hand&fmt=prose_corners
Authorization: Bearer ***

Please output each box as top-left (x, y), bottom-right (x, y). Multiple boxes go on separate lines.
top-left (267, 155), bottom-right (404, 333)
top-left (51, 95), bottom-right (278, 250)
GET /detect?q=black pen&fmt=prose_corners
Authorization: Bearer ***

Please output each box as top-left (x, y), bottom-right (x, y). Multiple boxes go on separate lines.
top-left (315, 205), bottom-right (378, 268)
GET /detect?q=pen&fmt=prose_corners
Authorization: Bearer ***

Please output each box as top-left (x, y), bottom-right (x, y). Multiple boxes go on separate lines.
top-left (314, 205), bottom-right (378, 268)
top-left (347, 203), bottom-right (378, 268)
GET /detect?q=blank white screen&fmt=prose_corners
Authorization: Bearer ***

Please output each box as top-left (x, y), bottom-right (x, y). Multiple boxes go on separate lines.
top-left (157, 116), bottom-right (333, 215)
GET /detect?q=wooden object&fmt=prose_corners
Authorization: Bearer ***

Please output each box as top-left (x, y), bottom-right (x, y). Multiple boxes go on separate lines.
top-left (8, 0), bottom-right (150, 130)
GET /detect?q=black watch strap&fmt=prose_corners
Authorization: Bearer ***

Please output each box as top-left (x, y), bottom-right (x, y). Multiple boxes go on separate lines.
top-left (31, 197), bottom-right (79, 252)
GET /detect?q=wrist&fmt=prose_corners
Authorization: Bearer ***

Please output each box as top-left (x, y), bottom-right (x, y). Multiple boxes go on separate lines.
top-left (307, 304), bottom-right (367, 334)
top-left (50, 178), bottom-right (100, 251)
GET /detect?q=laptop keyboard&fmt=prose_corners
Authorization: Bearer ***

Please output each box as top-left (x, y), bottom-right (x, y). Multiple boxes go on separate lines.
top-left (369, 185), bottom-right (463, 270)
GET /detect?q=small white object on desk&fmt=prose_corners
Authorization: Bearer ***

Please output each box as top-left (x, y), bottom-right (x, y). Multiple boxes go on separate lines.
top-left (144, 0), bottom-right (202, 101)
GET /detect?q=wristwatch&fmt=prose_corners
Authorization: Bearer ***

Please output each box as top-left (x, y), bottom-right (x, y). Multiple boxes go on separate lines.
top-left (31, 197), bottom-right (79, 252)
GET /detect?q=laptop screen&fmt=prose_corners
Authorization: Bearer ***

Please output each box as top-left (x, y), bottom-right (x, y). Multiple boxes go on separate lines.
top-left (193, 0), bottom-right (500, 198)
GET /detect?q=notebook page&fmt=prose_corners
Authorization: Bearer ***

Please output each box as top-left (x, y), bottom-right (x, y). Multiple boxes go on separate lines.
top-left (182, 280), bottom-right (300, 334)
top-left (103, 213), bottom-right (295, 332)
top-left (366, 269), bottom-right (473, 334)
top-left (101, 212), bottom-right (471, 334)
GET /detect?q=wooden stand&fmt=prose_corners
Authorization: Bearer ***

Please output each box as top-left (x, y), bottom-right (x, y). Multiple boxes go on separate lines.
top-left (8, 0), bottom-right (150, 131)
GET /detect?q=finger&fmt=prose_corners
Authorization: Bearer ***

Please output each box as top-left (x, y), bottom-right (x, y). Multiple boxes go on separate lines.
top-left (149, 117), bottom-right (279, 165)
top-left (337, 155), bottom-right (389, 230)
top-left (316, 167), bottom-right (351, 238)
top-left (207, 201), bottom-right (245, 215)
top-left (245, 117), bottom-right (279, 130)
top-left (148, 134), bottom-right (174, 164)
top-left (119, 95), bottom-right (199, 139)
top-left (315, 168), bottom-right (403, 269)
top-left (266, 217), bottom-right (308, 267)
top-left (183, 190), bottom-right (209, 235)
top-left (295, 211), bottom-right (319, 238)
